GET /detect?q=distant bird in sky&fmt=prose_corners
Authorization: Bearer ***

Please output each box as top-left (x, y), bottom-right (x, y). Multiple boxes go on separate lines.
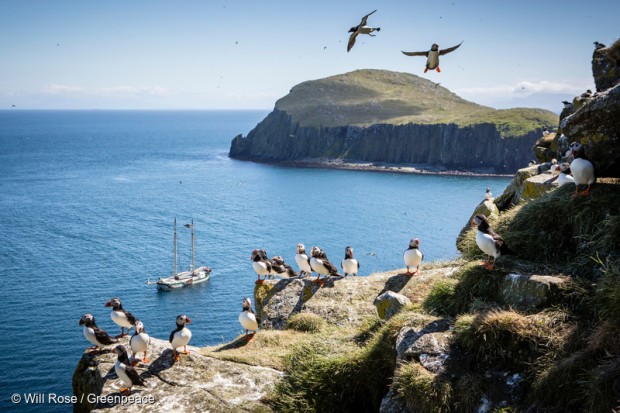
top-left (11, 104), bottom-right (16, 107)
top-left (347, 10), bottom-right (380, 52)
top-left (402, 42), bottom-right (463, 73)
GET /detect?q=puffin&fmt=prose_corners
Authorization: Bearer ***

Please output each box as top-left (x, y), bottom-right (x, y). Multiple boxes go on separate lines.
top-left (310, 246), bottom-right (340, 285)
top-left (341, 246), bottom-right (360, 277)
top-left (79, 313), bottom-right (118, 353)
top-left (129, 320), bottom-right (150, 366)
top-left (113, 345), bottom-right (146, 395)
top-left (239, 297), bottom-right (259, 340)
top-left (556, 163), bottom-right (575, 187)
top-left (471, 214), bottom-right (512, 270)
top-left (347, 10), bottom-right (380, 52)
top-left (485, 187), bottom-right (493, 201)
top-left (403, 238), bottom-right (424, 276)
top-left (402, 42), bottom-right (463, 73)
top-left (251, 249), bottom-right (272, 284)
top-left (562, 100), bottom-right (573, 109)
top-left (295, 243), bottom-right (313, 277)
top-left (169, 314), bottom-right (192, 361)
top-left (271, 255), bottom-right (297, 279)
top-left (105, 297), bottom-right (137, 338)
top-left (570, 142), bottom-right (595, 196)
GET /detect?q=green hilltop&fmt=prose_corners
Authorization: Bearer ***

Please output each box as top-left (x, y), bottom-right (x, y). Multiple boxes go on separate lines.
top-left (275, 69), bottom-right (557, 136)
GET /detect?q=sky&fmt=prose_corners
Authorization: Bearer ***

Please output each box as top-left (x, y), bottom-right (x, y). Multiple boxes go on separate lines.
top-left (1, 0), bottom-right (619, 113)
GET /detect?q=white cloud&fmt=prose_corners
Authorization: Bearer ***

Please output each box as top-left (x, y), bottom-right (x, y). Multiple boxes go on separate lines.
top-left (454, 80), bottom-right (590, 98)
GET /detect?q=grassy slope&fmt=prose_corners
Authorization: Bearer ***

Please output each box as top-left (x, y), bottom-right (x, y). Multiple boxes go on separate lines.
top-left (275, 69), bottom-right (557, 136)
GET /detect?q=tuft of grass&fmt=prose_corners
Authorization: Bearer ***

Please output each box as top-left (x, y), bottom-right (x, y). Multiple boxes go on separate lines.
top-left (422, 278), bottom-right (460, 317)
top-left (393, 362), bottom-right (452, 413)
top-left (583, 357), bottom-right (620, 413)
top-left (453, 374), bottom-right (484, 413)
top-left (285, 312), bottom-right (326, 333)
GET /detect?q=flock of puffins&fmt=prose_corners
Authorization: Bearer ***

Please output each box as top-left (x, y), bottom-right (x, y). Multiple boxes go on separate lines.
top-left (78, 132), bottom-right (596, 397)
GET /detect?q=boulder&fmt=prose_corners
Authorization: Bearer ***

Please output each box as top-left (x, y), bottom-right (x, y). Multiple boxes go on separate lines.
top-left (520, 172), bottom-right (559, 201)
top-left (374, 291), bottom-right (411, 320)
top-left (72, 337), bottom-right (280, 413)
top-left (593, 39), bottom-right (620, 92)
top-left (379, 388), bottom-right (410, 413)
top-left (499, 273), bottom-right (568, 309)
top-left (395, 319), bottom-right (452, 369)
top-left (494, 165), bottom-right (539, 210)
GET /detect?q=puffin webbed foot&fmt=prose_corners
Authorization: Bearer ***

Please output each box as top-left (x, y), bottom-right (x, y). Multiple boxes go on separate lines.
top-left (119, 387), bottom-right (131, 395)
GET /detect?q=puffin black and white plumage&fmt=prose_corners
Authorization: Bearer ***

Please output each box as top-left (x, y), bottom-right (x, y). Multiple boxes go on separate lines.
top-left (269, 255), bottom-right (297, 279)
top-left (403, 238), bottom-right (424, 276)
top-left (310, 246), bottom-right (340, 285)
top-left (347, 10), bottom-right (380, 52)
top-left (79, 313), bottom-right (118, 353)
top-left (341, 246), bottom-right (360, 277)
top-left (485, 187), bottom-right (493, 201)
top-left (562, 100), bottom-right (573, 109)
top-left (251, 249), bottom-right (272, 284)
top-left (114, 344), bottom-right (145, 395)
top-left (570, 142), bottom-right (595, 196)
top-left (550, 163), bottom-right (575, 187)
top-left (295, 243), bottom-right (312, 277)
top-left (471, 214), bottom-right (512, 270)
top-left (105, 297), bottom-right (137, 338)
top-left (129, 320), bottom-right (150, 366)
top-left (239, 297), bottom-right (259, 340)
top-left (402, 42), bottom-right (463, 73)
top-left (169, 314), bottom-right (192, 361)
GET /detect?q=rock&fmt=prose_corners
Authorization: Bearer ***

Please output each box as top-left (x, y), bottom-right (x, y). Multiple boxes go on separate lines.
top-left (255, 278), bottom-right (318, 330)
top-left (72, 337), bottom-right (280, 413)
top-left (395, 319), bottom-right (452, 370)
top-left (494, 165), bottom-right (540, 210)
top-left (520, 173), bottom-right (559, 201)
top-left (379, 388), bottom-right (410, 413)
top-left (593, 39), bottom-right (620, 92)
top-left (561, 82), bottom-right (620, 178)
top-left (374, 291), bottom-right (411, 320)
top-left (499, 273), bottom-right (568, 309)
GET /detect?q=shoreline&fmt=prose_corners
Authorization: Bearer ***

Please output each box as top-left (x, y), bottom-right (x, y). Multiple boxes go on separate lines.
top-left (230, 157), bottom-right (514, 178)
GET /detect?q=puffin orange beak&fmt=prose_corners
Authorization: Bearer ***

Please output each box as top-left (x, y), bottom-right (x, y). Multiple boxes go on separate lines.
top-left (470, 219), bottom-right (476, 228)
top-left (185, 317), bottom-right (192, 324)
top-left (104, 301), bottom-right (111, 307)
top-left (79, 319), bottom-right (84, 325)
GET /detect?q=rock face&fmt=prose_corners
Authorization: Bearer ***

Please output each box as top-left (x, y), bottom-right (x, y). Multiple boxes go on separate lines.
top-left (500, 274), bottom-right (568, 309)
top-left (374, 291), bottom-right (412, 320)
top-left (593, 39), bottom-right (620, 92)
top-left (230, 109), bottom-right (543, 174)
top-left (72, 337), bottom-right (280, 413)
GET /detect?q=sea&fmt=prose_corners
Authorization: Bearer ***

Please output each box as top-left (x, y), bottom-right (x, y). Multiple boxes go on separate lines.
top-left (0, 110), bottom-right (510, 411)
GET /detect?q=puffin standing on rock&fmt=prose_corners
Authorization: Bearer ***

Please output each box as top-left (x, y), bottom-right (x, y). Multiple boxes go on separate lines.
top-left (130, 320), bottom-right (150, 365)
top-left (269, 255), bottom-right (297, 279)
top-left (310, 246), bottom-right (340, 285)
top-left (79, 313), bottom-right (118, 353)
top-left (105, 297), bottom-right (137, 338)
top-left (347, 10), bottom-right (380, 52)
top-left (402, 42), bottom-right (463, 73)
top-left (295, 244), bottom-right (313, 277)
top-left (251, 249), bottom-right (272, 284)
top-left (169, 315), bottom-right (192, 361)
top-left (471, 214), bottom-right (512, 270)
top-left (239, 297), bottom-right (259, 340)
top-left (403, 238), bottom-right (424, 276)
top-left (570, 142), bottom-right (595, 196)
top-left (114, 345), bottom-right (146, 395)
top-left (341, 246), bottom-right (360, 277)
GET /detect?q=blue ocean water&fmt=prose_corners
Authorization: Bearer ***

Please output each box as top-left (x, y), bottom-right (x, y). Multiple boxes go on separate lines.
top-left (0, 110), bottom-right (510, 411)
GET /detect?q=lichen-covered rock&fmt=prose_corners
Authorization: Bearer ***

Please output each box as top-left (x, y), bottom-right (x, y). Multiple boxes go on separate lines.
top-left (72, 337), bottom-right (280, 413)
top-left (374, 291), bottom-right (412, 320)
top-left (593, 40), bottom-right (620, 92)
top-left (395, 319), bottom-right (451, 370)
top-left (255, 278), bottom-right (318, 330)
top-left (500, 273), bottom-right (568, 309)
top-left (520, 172), bottom-right (559, 201)
top-left (561, 82), bottom-right (620, 178)
top-left (494, 165), bottom-right (539, 210)
top-left (379, 388), bottom-right (410, 413)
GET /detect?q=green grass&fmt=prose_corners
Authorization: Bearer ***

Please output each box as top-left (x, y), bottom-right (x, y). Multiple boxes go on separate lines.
top-left (285, 312), bottom-right (326, 333)
top-left (275, 69), bottom-right (557, 133)
top-left (393, 362), bottom-right (452, 413)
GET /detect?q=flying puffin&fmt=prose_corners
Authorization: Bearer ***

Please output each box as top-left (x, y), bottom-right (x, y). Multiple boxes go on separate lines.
top-left (130, 320), bottom-right (150, 366)
top-left (239, 297), bottom-right (259, 340)
top-left (269, 255), bottom-right (297, 279)
top-left (341, 246), bottom-right (360, 277)
top-left (570, 142), bottom-right (595, 196)
top-left (251, 249), bottom-right (272, 284)
top-left (169, 314), bottom-right (192, 361)
top-left (113, 345), bottom-right (146, 395)
top-left (79, 313), bottom-right (118, 353)
top-left (347, 10), bottom-right (380, 52)
top-left (310, 246), bottom-right (340, 285)
top-left (403, 238), bottom-right (424, 276)
top-left (105, 297), bottom-right (137, 338)
top-left (471, 214), bottom-right (512, 270)
top-left (402, 42), bottom-right (463, 73)
top-left (295, 243), bottom-right (313, 278)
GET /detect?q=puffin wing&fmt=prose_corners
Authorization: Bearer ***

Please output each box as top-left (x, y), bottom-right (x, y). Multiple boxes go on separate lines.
top-left (169, 329), bottom-right (176, 343)
top-left (94, 327), bottom-right (118, 345)
top-left (402, 50), bottom-right (429, 57)
top-left (123, 310), bottom-right (137, 325)
top-left (359, 9), bottom-right (377, 26)
top-left (323, 259), bottom-right (340, 275)
top-left (439, 41), bottom-right (463, 55)
top-left (347, 31), bottom-right (359, 52)
top-left (124, 365), bottom-right (146, 386)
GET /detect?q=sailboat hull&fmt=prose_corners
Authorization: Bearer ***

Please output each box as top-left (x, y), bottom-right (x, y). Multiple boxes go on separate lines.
top-left (154, 266), bottom-right (212, 290)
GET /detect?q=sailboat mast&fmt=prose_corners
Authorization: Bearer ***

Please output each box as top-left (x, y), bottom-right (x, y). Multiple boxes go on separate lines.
top-left (191, 219), bottom-right (195, 272)
top-left (174, 218), bottom-right (177, 276)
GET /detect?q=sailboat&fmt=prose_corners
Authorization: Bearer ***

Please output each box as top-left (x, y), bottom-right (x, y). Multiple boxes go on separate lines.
top-left (147, 218), bottom-right (211, 290)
